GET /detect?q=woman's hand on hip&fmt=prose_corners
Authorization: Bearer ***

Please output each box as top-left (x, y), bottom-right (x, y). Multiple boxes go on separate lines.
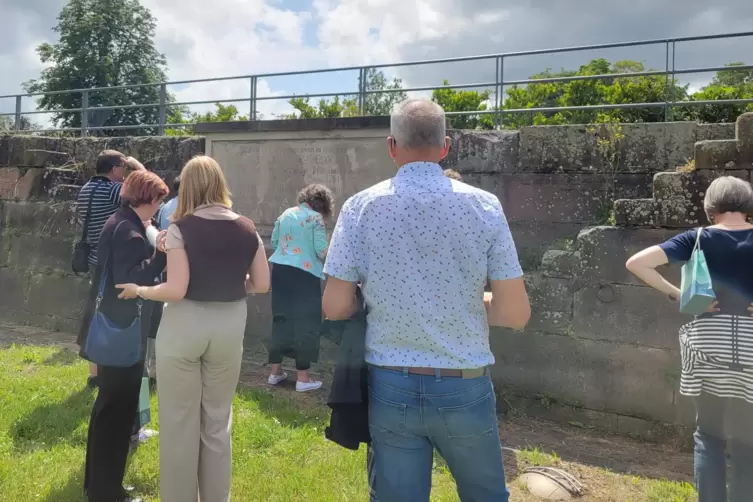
top-left (116, 283), bottom-right (141, 299)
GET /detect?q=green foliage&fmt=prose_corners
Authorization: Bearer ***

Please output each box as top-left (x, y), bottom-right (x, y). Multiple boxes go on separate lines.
top-left (23, 0), bottom-right (169, 136)
top-left (502, 59), bottom-right (688, 128)
top-left (287, 96), bottom-right (358, 119)
top-left (679, 63), bottom-right (753, 123)
top-left (286, 68), bottom-right (406, 119)
top-left (431, 81), bottom-right (494, 130)
top-left (165, 103), bottom-right (247, 136)
top-left (0, 116), bottom-right (37, 133)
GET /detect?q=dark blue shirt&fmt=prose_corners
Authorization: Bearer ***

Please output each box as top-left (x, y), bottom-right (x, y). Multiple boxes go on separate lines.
top-left (661, 227), bottom-right (753, 314)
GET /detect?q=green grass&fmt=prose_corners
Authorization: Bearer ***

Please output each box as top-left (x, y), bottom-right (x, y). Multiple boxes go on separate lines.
top-left (0, 345), bottom-right (460, 501)
top-left (0, 344), bottom-right (700, 501)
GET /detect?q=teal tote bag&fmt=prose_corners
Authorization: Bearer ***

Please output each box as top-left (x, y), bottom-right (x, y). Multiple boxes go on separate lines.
top-left (679, 227), bottom-right (716, 315)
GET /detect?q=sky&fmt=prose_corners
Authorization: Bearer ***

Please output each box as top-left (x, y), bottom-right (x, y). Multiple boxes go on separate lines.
top-left (1, 0), bottom-right (753, 127)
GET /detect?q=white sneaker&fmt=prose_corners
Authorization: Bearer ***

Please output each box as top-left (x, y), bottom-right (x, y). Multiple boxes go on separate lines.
top-left (268, 372), bottom-right (288, 386)
top-left (296, 380), bottom-right (323, 393)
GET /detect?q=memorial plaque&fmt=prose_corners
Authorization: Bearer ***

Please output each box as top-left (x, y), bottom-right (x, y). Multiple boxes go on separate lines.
top-left (210, 136), bottom-right (394, 227)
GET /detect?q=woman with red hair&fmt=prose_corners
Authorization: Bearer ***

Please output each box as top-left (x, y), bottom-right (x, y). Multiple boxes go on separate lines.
top-left (79, 170), bottom-right (169, 502)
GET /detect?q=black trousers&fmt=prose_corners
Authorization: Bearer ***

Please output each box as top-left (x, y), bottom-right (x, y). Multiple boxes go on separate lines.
top-left (84, 361), bottom-right (144, 502)
top-left (267, 264), bottom-right (323, 371)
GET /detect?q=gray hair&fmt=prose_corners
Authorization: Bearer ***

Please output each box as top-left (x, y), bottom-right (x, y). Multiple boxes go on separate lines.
top-left (703, 176), bottom-right (753, 219)
top-left (390, 99), bottom-right (447, 149)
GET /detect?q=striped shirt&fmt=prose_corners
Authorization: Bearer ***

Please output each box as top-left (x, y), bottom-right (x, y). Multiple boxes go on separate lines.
top-left (679, 315), bottom-right (753, 404)
top-left (76, 176), bottom-right (122, 266)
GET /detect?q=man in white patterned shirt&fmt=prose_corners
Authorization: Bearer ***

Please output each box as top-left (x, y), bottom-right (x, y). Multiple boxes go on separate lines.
top-left (323, 98), bottom-right (530, 502)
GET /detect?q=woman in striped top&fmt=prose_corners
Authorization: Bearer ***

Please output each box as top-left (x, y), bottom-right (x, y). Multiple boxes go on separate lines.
top-left (626, 176), bottom-right (753, 502)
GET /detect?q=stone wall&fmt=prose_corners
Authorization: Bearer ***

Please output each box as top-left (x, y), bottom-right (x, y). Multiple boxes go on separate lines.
top-left (0, 117), bottom-right (744, 440)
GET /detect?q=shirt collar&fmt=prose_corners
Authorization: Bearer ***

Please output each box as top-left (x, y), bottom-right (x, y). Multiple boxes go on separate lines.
top-left (395, 162), bottom-right (443, 178)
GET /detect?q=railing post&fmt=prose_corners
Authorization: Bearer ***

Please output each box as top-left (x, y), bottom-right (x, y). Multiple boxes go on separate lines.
top-left (158, 83), bottom-right (167, 136)
top-left (495, 56), bottom-right (505, 130)
top-left (81, 90), bottom-right (89, 137)
top-left (14, 96), bottom-right (22, 132)
top-left (358, 68), bottom-right (365, 115)
top-left (664, 41), bottom-right (670, 122)
top-left (249, 76), bottom-right (257, 120)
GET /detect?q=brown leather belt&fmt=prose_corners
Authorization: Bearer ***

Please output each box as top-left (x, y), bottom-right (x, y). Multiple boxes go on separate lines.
top-left (381, 366), bottom-right (486, 379)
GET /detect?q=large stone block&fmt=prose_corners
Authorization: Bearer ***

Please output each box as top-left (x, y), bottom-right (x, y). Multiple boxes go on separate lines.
top-left (573, 283), bottom-right (688, 349)
top-left (525, 274), bottom-right (573, 334)
top-left (508, 221), bottom-right (583, 271)
top-left (540, 249), bottom-right (581, 278)
top-left (737, 112), bottom-right (753, 163)
top-left (7, 234), bottom-right (73, 273)
top-left (443, 130), bottom-right (519, 173)
top-left (490, 330), bottom-right (680, 423)
top-left (518, 122), bottom-right (697, 174)
top-left (697, 123), bottom-right (736, 142)
top-left (576, 226), bottom-right (681, 285)
top-left (472, 173), bottom-right (650, 225)
top-left (694, 140), bottom-right (739, 170)
top-left (245, 292), bottom-right (272, 341)
top-left (3, 200), bottom-right (78, 238)
top-left (24, 274), bottom-right (90, 319)
top-left (0, 268), bottom-right (29, 311)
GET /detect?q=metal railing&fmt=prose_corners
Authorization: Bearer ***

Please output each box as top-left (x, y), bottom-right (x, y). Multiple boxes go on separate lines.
top-left (1, 31), bottom-right (753, 136)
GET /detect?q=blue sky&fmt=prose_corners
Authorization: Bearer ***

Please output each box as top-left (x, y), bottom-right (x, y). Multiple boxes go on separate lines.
top-left (2, 0), bottom-right (752, 125)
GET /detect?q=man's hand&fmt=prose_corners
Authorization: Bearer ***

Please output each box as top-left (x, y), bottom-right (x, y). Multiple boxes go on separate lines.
top-left (125, 157), bottom-right (146, 171)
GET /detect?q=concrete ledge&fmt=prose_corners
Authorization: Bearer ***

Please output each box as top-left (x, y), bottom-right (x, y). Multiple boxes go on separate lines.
top-left (196, 116), bottom-right (392, 134)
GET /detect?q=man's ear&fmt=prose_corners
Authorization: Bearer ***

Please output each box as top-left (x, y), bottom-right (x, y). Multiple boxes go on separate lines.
top-left (386, 136), bottom-right (397, 160)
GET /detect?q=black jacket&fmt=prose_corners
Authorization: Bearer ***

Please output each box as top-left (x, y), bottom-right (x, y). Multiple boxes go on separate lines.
top-left (325, 288), bottom-right (370, 450)
top-left (77, 206), bottom-right (167, 360)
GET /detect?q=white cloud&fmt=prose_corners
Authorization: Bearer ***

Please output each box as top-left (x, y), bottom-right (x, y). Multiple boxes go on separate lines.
top-left (2, 0), bottom-right (753, 128)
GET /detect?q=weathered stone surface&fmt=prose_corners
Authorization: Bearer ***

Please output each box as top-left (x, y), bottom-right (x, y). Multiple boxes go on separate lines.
top-left (7, 234), bottom-right (72, 273)
top-left (737, 112), bottom-right (753, 162)
top-left (472, 173), bottom-right (651, 225)
top-left (573, 284), bottom-right (688, 349)
top-left (697, 123), bottom-right (736, 142)
top-left (245, 293), bottom-right (272, 341)
top-left (490, 330), bottom-right (679, 423)
top-left (518, 122), bottom-right (698, 174)
top-left (576, 226), bottom-right (680, 285)
top-left (3, 200), bottom-right (77, 238)
top-left (25, 274), bottom-right (89, 318)
top-left (694, 140), bottom-right (739, 170)
top-left (0, 268), bottom-right (28, 311)
top-left (540, 249), bottom-right (581, 278)
top-left (0, 167), bottom-right (47, 200)
top-left (444, 130), bottom-right (519, 173)
top-left (525, 275), bottom-right (573, 334)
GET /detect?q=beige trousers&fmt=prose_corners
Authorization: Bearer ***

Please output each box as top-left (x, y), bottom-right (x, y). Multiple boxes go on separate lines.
top-left (155, 298), bottom-right (247, 502)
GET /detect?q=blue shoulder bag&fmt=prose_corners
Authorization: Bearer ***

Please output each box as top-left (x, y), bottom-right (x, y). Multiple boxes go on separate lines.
top-left (83, 222), bottom-right (144, 367)
top-left (679, 227), bottom-right (716, 315)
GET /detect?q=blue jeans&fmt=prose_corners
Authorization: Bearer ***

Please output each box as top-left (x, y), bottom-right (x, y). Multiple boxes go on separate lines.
top-left (694, 393), bottom-right (753, 501)
top-left (368, 366), bottom-right (509, 502)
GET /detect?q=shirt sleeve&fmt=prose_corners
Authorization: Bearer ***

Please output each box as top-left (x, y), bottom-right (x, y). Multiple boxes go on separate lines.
top-left (165, 224), bottom-right (184, 251)
top-left (323, 198), bottom-right (359, 282)
top-left (659, 229), bottom-right (697, 263)
top-left (313, 214), bottom-right (328, 260)
top-left (487, 199), bottom-right (524, 281)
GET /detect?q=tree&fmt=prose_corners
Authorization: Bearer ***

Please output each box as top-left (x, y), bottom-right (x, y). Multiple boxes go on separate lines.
top-left (0, 116), bottom-right (37, 133)
top-left (24, 0), bottom-right (169, 136)
top-left (165, 103), bottom-right (248, 136)
top-left (680, 63), bottom-right (753, 123)
top-left (502, 59), bottom-right (687, 128)
top-left (431, 81), bottom-right (494, 130)
top-left (362, 68), bottom-right (407, 116)
top-left (285, 69), bottom-right (406, 119)
top-left (286, 96), bottom-right (357, 119)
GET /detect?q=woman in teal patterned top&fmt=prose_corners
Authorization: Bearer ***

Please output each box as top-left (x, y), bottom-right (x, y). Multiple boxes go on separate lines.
top-left (267, 184), bottom-right (334, 392)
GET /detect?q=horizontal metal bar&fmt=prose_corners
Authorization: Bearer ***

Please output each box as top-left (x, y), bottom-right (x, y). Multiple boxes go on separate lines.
top-left (1, 30), bottom-right (751, 100)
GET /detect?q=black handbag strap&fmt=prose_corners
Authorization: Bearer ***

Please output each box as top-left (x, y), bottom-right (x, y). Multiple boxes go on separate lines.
top-left (80, 181), bottom-right (105, 243)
